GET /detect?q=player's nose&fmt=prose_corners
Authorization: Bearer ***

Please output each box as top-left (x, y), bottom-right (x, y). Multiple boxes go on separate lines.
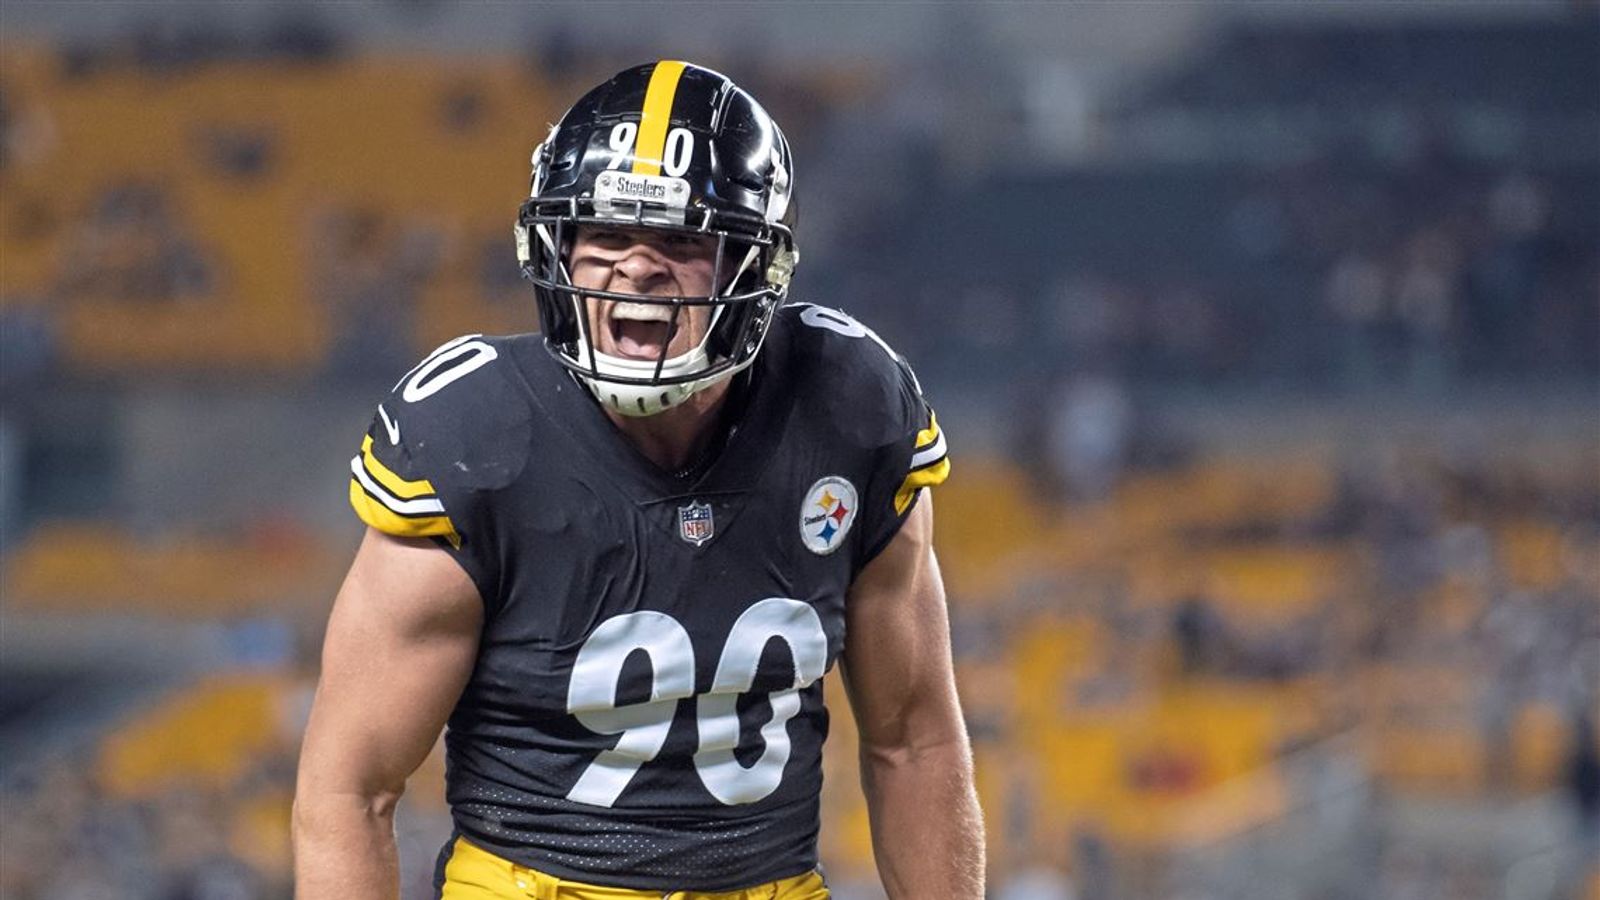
top-left (611, 242), bottom-right (672, 289)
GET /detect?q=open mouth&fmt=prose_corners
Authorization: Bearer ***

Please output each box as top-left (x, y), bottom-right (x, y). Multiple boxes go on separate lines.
top-left (608, 302), bottom-right (679, 360)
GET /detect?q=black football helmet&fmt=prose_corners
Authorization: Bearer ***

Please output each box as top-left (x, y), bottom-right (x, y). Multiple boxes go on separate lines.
top-left (514, 60), bottom-right (798, 416)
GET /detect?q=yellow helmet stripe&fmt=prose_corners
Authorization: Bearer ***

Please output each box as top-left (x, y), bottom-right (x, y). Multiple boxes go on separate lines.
top-left (632, 60), bottom-right (687, 176)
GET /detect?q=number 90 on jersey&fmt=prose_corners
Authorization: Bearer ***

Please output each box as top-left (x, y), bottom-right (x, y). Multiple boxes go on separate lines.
top-left (565, 598), bottom-right (828, 808)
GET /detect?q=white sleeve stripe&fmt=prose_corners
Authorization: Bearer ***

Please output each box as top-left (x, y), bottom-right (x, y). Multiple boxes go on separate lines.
top-left (910, 431), bottom-right (947, 470)
top-left (349, 456), bottom-right (447, 516)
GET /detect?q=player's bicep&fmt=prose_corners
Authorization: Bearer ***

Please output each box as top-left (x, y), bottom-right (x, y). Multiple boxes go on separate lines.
top-left (297, 528), bottom-right (482, 804)
top-left (841, 497), bottom-right (963, 754)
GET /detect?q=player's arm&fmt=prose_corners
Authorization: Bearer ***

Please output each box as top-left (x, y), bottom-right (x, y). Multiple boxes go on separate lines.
top-left (293, 528), bottom-right (483, 900)
top-left (841, 495), bottom-right (985, 899)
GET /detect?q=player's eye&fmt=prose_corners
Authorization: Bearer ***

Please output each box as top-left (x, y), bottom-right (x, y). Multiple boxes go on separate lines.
top-left (664, 233), bottom-right (716, 256)
top-left (588, 229), bottom-right (629, 245)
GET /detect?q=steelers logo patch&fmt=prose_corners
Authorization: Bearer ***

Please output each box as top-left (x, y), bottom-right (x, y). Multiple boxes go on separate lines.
top-left (800, 476), bottom-right (859, 556)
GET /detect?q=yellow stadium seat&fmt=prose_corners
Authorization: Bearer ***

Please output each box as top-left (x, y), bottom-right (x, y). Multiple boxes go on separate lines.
top-left (98, 671), bottom-right (299, 798)
top-left (1497, 519), bottom-right (1568, 590)
top-left (3, 57), bottom-right (557, 372)
top-left (2, 522), bottom-right (343, 616)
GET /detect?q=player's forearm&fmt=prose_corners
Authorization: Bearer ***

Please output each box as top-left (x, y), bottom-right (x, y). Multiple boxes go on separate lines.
top-left (292, 791), bottom-right (403, 899)
top-left (859, 737), bottom-right (986, 900)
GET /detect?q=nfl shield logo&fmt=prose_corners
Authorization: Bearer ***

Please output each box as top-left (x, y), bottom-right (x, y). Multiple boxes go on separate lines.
top-left (678, 500), bottom-right (715, 546)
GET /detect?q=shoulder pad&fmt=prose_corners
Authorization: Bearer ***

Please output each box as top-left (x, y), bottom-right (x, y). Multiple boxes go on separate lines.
top-left (349, 335), bottom-right (535, 540)
top-left (775, 304), bottom-right (949, 556)
top-left (777, 304), bottom-right (926, 450)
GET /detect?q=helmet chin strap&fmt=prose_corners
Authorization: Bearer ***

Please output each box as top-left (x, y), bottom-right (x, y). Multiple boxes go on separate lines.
top-left (593, 369), bottom-right (733, 417)
top-left (574, 341), bottom-right (720, 417)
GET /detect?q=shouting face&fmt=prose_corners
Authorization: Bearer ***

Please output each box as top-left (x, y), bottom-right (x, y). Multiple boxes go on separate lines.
top-left (568, 225), bottom-right (725, 363)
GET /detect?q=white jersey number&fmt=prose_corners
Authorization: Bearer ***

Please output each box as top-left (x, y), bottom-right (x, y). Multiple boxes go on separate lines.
top-left (565, 612), bottom-right (697, 807)
top-left (796, 304), bottom-right (919, 393)
top-left (798, 304), bottom-right (868, 338)
top-left (564, 599), bottom-right (828, 808)
top-left (396, 335), bottom-right (499, 403)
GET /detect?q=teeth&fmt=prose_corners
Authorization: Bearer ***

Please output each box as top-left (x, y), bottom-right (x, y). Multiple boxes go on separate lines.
top-left (611, 302), bottom-right (673, 323)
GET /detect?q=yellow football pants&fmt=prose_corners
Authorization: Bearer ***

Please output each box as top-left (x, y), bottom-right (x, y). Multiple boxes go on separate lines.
top-left (440, 836), bottom-right (831, 899)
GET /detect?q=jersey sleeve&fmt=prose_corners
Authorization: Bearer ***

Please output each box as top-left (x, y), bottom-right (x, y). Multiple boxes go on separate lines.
top-left (857, 354), bottom-right (951, 565)
top-left (895, 403), bottom-right (950, 516)
top-left (344, 335), bottom-right (527, 609)
top-left (348, 406), bottom-right (462, 548)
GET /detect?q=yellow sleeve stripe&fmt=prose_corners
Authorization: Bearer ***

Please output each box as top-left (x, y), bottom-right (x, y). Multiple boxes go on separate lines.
top-left (894, 409), bottom-right (949, 514)
top-left (348, 435), bottom-right (461, 547)
top-left (350, 454), bottom-right (444, 516)
top-left (894, 456), bottom-right (950, 516)
top-left (910, 415), bottom-right (946, 471)
top-left (359, 434), bottom-right (438, 501)
top-left (632, 60), bottom-right (687, 176)
top-left (348, 479), bottom-right (461, 549)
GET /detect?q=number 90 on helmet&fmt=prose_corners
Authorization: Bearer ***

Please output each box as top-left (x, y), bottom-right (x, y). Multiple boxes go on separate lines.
top-left (514, 60), bottom-right (799, 417)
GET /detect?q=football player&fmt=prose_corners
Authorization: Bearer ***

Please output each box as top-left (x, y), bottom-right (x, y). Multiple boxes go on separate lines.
top-left (294, 61), bottom-right (984, 899)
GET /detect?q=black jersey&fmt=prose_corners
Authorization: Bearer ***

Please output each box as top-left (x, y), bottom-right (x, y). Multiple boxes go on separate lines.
top-left (346, 304), bottom-right (949, 892)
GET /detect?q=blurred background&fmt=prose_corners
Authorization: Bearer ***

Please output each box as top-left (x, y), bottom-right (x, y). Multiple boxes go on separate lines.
top-left (1, 2), bottom-right (1597, 898)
